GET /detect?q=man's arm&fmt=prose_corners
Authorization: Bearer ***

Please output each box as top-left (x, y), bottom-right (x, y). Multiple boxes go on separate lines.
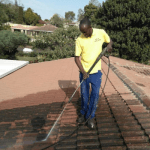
top-left (107, 39), bottom-right (113, 52)
top-left (75, 38), bottom-right (88, 79)
top-left (74, 56), bottom-right (89, 79)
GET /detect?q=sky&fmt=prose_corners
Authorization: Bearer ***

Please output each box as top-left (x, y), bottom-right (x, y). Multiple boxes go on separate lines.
top-left (18, 0), bottom-right (105, 21)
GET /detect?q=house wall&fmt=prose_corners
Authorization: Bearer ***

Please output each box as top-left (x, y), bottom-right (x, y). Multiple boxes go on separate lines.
top-left (14, 29), bottom-right (21, 32)
top-left (27, 30), bottom-right (32, 35)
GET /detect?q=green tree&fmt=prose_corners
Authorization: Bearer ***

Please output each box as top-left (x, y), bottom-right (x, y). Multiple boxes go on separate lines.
top-left (17, 6), bottom-right (23, 24)
top-left (24, 8), bottom-right (35, 25)
top-left (0, 0), bottom-right (25, 24)
top-left (0, 2), bottom-right (9, 23)
top-left (0, 2), bottom-right (9, 30)
top-left (0, 30), bottom-right (28, 59)
top-left (35, 13), bottom-right (41, 20)
top-left (77, 8), bottom-right (84, 21)
top-left (15, 0), bottom-right (18, 6)
top-left (95, 0), bottom-right (150, 63)
top-left (32, 13), bottom-right (41, 25)
top-left (5, 2), bottom-right (19, 23)
top-left (65, 11), bottom-right (75, 22)
top-left (84, 3), bottom-right (98, 22)
top-left (89, 0), bottom-right (100, 7)
top-left (50, 14), bottom-right (64, 27)
top-left (32, 26), bottom-right (80, 59)
top-left (47, 26), bottom-right (80, 59)
top-left (44, 19), bottom-right (49, 21)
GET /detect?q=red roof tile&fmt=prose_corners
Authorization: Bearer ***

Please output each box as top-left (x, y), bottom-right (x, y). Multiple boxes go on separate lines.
top-left (38, 20), bottom-right (47, 24)
top-left (11, 25), bottom-right (38, 30)
top-left (33, 24), bottom-right (57, 32)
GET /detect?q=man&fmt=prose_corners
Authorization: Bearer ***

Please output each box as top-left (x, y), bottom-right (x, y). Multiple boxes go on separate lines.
top-left (75, 17), bottom-right (113, 129)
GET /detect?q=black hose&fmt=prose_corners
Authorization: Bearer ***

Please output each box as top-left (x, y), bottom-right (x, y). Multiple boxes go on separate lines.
top-left (41, 55), bottom-right (110, 150)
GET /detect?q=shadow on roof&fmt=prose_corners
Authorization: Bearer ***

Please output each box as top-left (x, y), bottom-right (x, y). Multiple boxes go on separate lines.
top-left (0, 80), bottom-right (81, 149)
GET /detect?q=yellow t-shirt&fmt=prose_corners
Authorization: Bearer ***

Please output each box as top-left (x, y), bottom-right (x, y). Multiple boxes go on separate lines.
top-left (75, 28), bottom-right (110, 74)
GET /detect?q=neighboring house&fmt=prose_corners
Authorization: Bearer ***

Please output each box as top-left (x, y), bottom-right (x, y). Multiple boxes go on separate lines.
top-left (3, 22), bottom-right (21, 27)
top-left (38, 20), bottom-right (47, 25)
top-left (64, 22), bottom-right (79, 28)
top-left (38, 20), bottom-right (52, 25)
top-left (3, 22), bottom-right (57, 36)
top-left (10, 23), bottom-right (57, 37)
top-left (44, 21), bottom-right (51, 25)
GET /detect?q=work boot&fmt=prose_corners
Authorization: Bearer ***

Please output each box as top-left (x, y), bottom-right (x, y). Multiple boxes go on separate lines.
top-left (87, 118), bottom-right (95, 129)
top-left (77, 114), bottom-right (85, 123)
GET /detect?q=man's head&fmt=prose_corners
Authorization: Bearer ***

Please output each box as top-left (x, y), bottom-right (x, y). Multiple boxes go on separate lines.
top-left (79, 17), bottom-right (93, 38)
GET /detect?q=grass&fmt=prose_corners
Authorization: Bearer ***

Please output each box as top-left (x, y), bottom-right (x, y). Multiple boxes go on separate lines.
top-left (16, 45), bottom-right (50, 62)
top-left (16, 56), bottom-right (37, 61)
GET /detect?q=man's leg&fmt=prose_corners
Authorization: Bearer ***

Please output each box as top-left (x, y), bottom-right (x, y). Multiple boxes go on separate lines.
top-left (86, 70), bottom-right (102, 128)
top-left (77, 72), bottom-right (90, 123)
top-left (80, 72), bottom-right (90, 115)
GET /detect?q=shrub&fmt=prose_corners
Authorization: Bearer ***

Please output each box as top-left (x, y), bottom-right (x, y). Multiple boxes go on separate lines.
top-left (0, 30), bottom-right (28, 59)
top-left (48, 26), bottom-right (80, 51)
top-left (32, 39), bottom-right (49, 49)
top-left (32, 32), bottom-right (50, 49)
top-left (30, 51), bottom-right (38, 57)
top-left (31, 26), bottom-right (80, 60)
top-left (37, 54), bottom-right (46, 62)
top-left (16, 51), bottom-right (38, 57)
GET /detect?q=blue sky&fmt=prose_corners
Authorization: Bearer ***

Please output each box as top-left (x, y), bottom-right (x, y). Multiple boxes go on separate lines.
top-left (19, 0), bottom-right (105, 21)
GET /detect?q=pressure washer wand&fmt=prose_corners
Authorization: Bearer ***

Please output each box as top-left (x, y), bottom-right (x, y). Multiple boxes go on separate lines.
top-left (41, 47), bottom-right (108, 142)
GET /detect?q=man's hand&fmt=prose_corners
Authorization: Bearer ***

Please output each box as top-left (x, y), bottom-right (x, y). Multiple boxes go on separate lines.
top-left (75, 57), bottom-right (89, 80)
top-left (82, 71), bottom-right (89, 80)
top-left (107, 39), bottom-right (113, 53)
top-left (107, 45), bottom-right (113, 53)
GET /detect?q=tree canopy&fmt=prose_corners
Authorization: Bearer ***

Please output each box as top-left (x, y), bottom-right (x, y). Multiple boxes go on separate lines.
top-left (65, 11), bottom-right (75, 22)
top-left (77, 1), bottom-right (99, 22)
top-left (0, 1), bottom-right (19, 23)
top-left (94, 0), bottom-right (150, 63)
top-left (84, 3), bottom-right (98, 22)
top-left (89, 0), bottom-right (100, 7)
top-left (0, 30), bottom-right (28, 59)
top-left (0, 0), bottom-right (41, 26)
top-left (17, 6), bottom-right (23, 24)
top-left (77, 8), bottom-right (84, 21)
top-left (44, 19), bottom-right (49, 21)
top-left (50, 14), bottom-right (64, 28)
top-left (24, 8), bottom-right (40, 25)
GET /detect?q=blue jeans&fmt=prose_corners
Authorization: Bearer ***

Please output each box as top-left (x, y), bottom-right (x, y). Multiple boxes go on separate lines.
top-left (79, 70), bottom-right (102, 119)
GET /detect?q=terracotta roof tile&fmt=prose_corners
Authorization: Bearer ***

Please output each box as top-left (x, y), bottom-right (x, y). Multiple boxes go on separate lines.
top-left (33, 24), bottom-right (57, 32)
top-left (11, 25), bottom-right (38, 30)
top-left (38, 20), bottom-right (47, 24)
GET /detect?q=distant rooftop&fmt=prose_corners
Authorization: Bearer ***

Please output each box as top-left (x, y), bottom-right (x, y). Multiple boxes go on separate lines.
top-left (11, 24), bottom-right (38, 30)
top-left (11, 24), bottom-right (57, 32)
top-left (33, 24), bottom-right (57, 32)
